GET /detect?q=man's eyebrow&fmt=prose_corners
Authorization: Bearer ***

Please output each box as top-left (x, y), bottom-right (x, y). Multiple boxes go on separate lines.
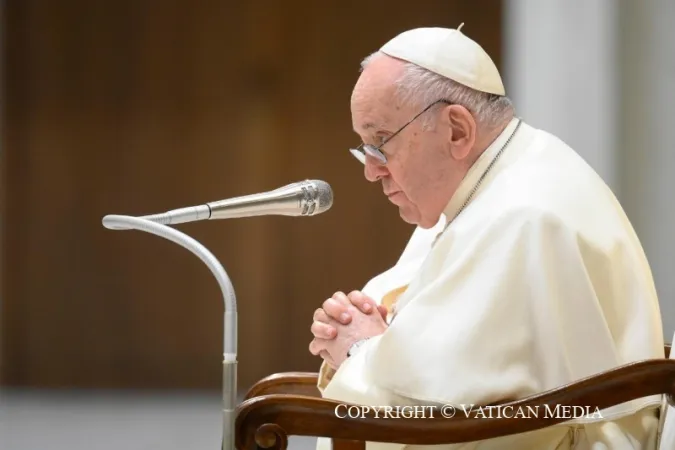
top-left (353, 124), bottom-right (376, 136)
top-left (356, 122), bottom-right (385, 133)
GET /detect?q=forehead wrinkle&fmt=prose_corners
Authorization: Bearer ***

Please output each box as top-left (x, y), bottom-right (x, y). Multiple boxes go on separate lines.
top-left (352, 92), bottom-right (396, 135)
top-left (351, 100), bottom-right (385, 135)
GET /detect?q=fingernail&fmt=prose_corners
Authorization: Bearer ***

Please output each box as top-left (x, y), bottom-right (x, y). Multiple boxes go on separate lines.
top-left (340, 313), bottom-right (350, 322)
top-left (363, 303), bottom-right (371, 312)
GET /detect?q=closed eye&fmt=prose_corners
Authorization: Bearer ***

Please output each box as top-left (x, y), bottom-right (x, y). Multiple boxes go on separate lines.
top-left (372, 132), bottom-right (390, 147)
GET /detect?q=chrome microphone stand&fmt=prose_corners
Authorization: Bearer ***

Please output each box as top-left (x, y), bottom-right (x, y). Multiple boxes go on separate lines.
top-left (101, 214), bottom-right (237, 450)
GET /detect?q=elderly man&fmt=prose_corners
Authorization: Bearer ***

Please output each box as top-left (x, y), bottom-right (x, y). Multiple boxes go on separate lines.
top-left (309, 26), bottom-right (665, 449)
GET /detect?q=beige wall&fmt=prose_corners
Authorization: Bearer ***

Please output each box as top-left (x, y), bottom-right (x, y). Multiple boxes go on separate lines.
top-left (0, 0), bottom-right (503, 391)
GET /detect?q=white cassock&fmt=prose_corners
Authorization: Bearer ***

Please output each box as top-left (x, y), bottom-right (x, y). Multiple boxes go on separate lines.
top-left (315, 118), bottom-right (666, 450)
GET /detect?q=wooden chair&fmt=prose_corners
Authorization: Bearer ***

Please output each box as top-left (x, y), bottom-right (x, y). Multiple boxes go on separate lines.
top-left (235, 344), bottom-right (675, 449)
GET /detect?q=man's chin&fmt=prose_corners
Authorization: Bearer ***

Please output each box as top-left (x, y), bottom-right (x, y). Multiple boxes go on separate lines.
top-left (398, 207), bottom-right (441, 229)
top-left (397, 205), bottom-right (422, 226)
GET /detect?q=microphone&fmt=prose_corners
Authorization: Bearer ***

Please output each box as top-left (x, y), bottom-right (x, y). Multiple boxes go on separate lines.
top-left (101, 178), bottom-right (331, 449)
top-left (136, 179), bottom-right (333, 226)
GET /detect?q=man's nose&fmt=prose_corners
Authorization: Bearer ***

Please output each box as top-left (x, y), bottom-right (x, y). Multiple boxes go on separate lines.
top-left (364, 159), bottom-right (388, 182)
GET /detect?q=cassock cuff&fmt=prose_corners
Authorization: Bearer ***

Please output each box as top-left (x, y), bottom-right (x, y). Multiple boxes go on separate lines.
top-left (317, 360), bottom-right (336, 394)
top-left (321, 335), bottom-right (393, 406)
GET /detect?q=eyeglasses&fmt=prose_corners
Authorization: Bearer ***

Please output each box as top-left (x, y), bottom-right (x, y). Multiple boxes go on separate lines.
top-left (349, 99), bottom-right (452, 165)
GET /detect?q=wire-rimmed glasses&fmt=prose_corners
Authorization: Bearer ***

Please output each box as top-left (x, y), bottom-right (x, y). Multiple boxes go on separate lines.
top-left (349, 99), bottom-right (452, 165)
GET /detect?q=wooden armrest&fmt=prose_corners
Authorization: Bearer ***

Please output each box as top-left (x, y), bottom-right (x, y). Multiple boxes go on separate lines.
top-left (236, 359), bottom-right (675, 450)
top-left (244, 372), bottom-right (320, 400)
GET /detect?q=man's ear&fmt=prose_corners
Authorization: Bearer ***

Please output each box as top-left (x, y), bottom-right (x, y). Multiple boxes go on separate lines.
top-left (446, 105), bottom-right (477, 160)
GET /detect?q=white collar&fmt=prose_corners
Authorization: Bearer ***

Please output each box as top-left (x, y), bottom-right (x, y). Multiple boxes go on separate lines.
top-left (441, 117), bottom-right (521, 223)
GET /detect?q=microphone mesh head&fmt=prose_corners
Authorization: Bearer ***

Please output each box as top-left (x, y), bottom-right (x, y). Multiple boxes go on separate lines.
top-left (309, 180), bottom-right (333, 213)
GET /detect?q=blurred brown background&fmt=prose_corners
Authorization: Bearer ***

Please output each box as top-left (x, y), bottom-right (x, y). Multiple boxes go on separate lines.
top-left (0, 1), bottom-right (502, 392)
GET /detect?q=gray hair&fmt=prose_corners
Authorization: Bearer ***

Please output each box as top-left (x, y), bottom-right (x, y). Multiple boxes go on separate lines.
top-left (361, 51), bottom-right (514, 130)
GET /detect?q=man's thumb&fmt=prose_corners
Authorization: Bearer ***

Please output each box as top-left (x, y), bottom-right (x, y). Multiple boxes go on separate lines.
top-left (377, 305), bottom-right (389, 321)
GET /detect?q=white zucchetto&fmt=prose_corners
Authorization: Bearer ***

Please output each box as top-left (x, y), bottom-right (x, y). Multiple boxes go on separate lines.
top-left (379, 24), bottom-right (506, 96)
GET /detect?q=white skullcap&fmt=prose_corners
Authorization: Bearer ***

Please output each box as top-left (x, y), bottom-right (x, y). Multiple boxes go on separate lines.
top-left (379, 24), bottom-right (505, 96)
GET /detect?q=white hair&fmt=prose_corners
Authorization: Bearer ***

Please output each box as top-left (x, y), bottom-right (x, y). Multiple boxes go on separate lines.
top-left (361, 51), bottom-right (514, 130)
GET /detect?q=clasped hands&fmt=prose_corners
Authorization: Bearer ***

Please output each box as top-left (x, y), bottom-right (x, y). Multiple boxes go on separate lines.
top-left (309, 290), bottom-right (389, 370)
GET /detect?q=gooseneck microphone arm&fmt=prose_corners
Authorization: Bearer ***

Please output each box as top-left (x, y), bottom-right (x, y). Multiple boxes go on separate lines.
top-left (101, 215), bottom-right (238, 450)
top-left (101, 179), bottom-right (333, 450)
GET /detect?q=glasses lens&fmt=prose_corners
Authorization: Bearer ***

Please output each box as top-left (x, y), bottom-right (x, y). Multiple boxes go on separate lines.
top-left (349, 148), bottom-right (366, 164)
top-left (362, 145), bottom-right (386, 164)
